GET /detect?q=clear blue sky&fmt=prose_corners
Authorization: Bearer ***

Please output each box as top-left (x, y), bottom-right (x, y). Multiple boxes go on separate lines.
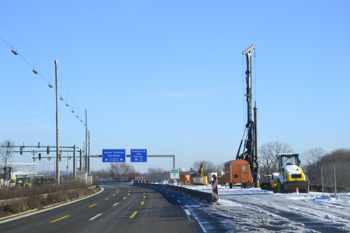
top-left (1, 1), bottom-right (349, 173)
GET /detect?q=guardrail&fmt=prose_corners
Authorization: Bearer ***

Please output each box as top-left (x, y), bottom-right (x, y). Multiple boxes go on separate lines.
top-left (133, 183), bottom-right (213, 203)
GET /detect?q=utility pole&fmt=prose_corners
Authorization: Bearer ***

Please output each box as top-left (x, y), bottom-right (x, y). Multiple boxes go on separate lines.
top-left (55, 60), bottom-right (60, 185)
top-left (88, 130), bottom-right (91, 174)
top-left (85, 108), bottom-right (88, 174)
top-left (67, 152), bottom-right (69, 181)
top-left (73, 145), bottom-right (77, 181)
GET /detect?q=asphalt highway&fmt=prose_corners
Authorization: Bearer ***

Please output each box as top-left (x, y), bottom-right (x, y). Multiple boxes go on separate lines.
top-left (0, 183), bottom-right (232, 233)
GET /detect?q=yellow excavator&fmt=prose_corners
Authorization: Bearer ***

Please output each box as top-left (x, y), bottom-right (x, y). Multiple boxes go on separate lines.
top-left (190, 163), bottom-right (208, 185)
top-left (261, 152), bottom-right (309, 193)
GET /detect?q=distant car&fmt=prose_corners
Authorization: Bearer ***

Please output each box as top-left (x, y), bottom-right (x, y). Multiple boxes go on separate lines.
top-left (158, 180), bottom-right (169, 185)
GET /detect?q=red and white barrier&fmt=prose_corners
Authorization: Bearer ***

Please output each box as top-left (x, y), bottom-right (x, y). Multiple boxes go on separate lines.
top-left (212, 174), bottom-right (219, 202)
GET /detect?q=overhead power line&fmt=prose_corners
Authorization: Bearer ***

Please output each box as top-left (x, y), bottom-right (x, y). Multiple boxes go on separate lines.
top-left (0, 23), bottom-right (85, 125)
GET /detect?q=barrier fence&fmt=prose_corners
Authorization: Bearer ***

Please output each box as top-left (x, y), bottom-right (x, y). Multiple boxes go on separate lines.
top-left (321, 162), bottom-right (350, 197)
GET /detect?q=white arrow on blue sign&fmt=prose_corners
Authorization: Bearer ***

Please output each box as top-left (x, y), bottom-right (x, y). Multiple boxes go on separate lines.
top-left (102, 149), bottom-right (125, 163)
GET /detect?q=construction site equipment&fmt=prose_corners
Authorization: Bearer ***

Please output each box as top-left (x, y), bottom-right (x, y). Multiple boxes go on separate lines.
top-left (15, 174), bottom-right (32, 189)
top-left (180, 174), bottom-right (190, 185)
top-left (261, 152), bottom-right (309, 193)
top-left (225, 45), bottom-right (259, 188)
top-left (190, 163), bottom-right (208, 185)
top-left (225, 160), bottom-right (253, 188)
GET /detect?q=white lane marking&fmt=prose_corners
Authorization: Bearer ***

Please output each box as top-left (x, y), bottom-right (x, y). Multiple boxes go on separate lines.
top-left (113, 203), bottom-right (119, 206)
top-left (89, 213), bottom-right (102, 221)
top-left (171, 195), bottom-right (174, 197)
top-left (181, 206), bottom-right (191, 220)
top-left (128, 193), bottom-right (130, 195)
top-left (0, 187), bottom-right (105, 225)
top-left (177, 200), bottom-right (181, 203)
top-left (183, 206), bottom-right (206, 232)
top-left (185, 209), bottom-right (191, 216)
top-left (123, 197), bottom-right (126, 199)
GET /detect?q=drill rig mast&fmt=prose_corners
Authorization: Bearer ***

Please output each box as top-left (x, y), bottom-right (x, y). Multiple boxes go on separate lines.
top-left (236, 44), bottom-right (259, 187)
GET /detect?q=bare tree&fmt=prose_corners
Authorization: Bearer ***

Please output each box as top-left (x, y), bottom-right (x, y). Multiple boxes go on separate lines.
top-left (109, 163), bottom-right (138, 178)
top-left (215, 162), bottom-right (225, 175)
top-left (302, 148), bottom-right (325, 184)
top-left (259, 141), bottom-right (293, 176)
top-left (303, 148), bottom-right (325, 167)
top-left (147, 167), bottom-right (168, 181)
top-left (192, 160), bottom-right (217, 177)
top-left (0, 140), bottom-right (15, 168)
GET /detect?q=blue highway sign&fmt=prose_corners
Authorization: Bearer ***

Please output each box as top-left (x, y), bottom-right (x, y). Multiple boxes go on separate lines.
top-left (130, 149), bottom-right (147, 162)
top-left (102, 149), bottom-right (125, 162)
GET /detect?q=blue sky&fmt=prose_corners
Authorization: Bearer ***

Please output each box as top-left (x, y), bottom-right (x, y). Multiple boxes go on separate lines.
top-left (1, 1), bottom-right (349, 173)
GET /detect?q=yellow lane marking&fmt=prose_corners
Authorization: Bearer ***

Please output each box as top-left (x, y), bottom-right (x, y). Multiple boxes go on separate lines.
top-left (129, 211), bottom-right (138, 219)
top-left (89, 204), bottom-right (97, 208)
top-left (143, 196), bottom-right (146, 199)
top-left (105, 198), bottom-right (109, 200)
top-left (143, 193), bottom-right (145, 194)
top-left (50, 215), bottom-right (69, 223)
top-left (141, 201), bottom-right (144, 205)
top-left (113, 194), bottom-right (116, 196)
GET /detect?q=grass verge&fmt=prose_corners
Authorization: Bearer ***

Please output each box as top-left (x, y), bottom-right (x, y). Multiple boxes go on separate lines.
top-left (0, 181), bottom-right (100, 217)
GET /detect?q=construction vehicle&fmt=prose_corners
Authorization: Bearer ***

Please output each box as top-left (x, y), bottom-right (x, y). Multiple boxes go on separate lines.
top-left (262, 152), bottom-right (309, 193)
top-left (225, 45), bottom-right (259, 188)
top-left (190, 163), bottom-right (208, 185)
top-left (15, 174), bottom-right (32, 189)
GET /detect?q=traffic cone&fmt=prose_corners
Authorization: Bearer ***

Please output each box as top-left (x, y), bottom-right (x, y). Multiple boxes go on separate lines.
top-left (296, 187), bottom-right (299, 194)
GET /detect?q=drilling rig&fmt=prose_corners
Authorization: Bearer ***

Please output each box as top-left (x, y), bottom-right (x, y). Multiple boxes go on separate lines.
top-left (225, 45), bottom-right (260, 188)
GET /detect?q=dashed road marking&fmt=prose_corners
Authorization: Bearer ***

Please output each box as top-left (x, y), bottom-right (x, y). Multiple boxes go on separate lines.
top-left (113, 194), bottom-right (116, 196)
top-left (129, 211), bottom-right (138, 219)
top-left (105, 198), bottom-right (109, 200)
top-left (89, 204), bottom-right (96, 208)
top-left (171, 195), bottom-right (174, 197)
top-left (89, 213), bottom-right (102, 221)
top-left (177, 200), bottom-right (181, 203)
top-left (123, 197), bottom-right (126, 199)
top-left (141, 201), bottom-right (144, 205)
top-left (50, 215), bottom-right (69, 223)
top-left (113, 203), bottom-right (119, 206)
top-left (143, 196), bottom-right (146, 199)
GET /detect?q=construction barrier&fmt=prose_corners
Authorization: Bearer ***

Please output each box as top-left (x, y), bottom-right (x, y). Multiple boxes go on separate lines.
top-left (211, 174), bottom-right (219, 201)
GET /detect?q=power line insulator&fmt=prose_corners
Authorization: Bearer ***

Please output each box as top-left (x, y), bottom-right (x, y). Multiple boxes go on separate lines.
top-left (32, 69), bottom-right (38, 74)
top-left (11, 49), bottom-right (18, 55)
top-left (48, 84), bottom-right (53, 88)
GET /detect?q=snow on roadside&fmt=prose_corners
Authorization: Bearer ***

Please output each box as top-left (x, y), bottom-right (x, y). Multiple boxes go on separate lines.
top-left (183, 185), bottom-right (350, 232)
